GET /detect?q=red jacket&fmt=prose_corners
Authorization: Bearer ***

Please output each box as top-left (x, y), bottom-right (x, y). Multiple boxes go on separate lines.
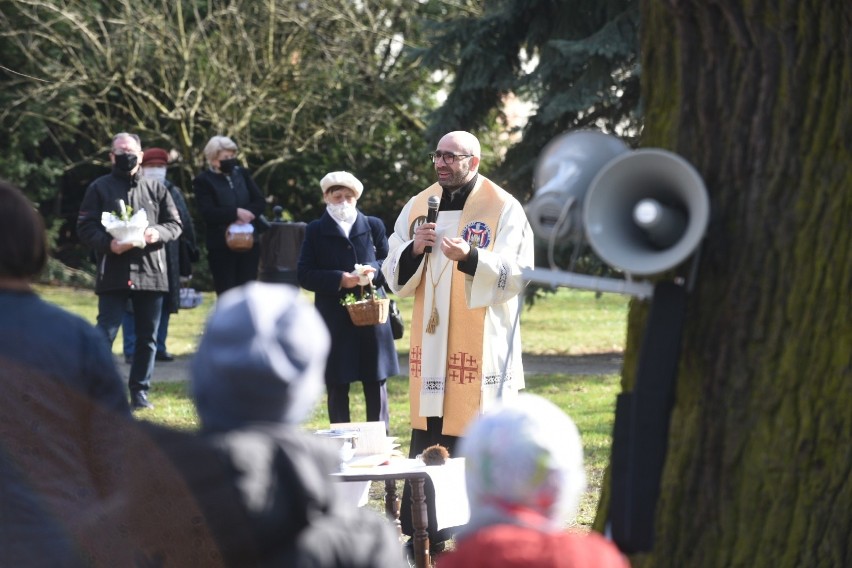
top-left (438, 524), bottom-right (629, 568)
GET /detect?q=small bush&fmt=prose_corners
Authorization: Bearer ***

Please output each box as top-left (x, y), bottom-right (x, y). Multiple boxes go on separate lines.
top-left (39, 257), bottom-right (94, 288)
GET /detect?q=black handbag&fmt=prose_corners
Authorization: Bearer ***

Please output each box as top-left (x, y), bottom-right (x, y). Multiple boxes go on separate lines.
top-left (363, 220), bottom-right (404, 340)
top-left (388, 299), bottom-right (404, 340)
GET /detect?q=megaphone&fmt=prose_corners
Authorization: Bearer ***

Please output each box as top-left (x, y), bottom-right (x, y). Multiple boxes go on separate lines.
top-left (527, 131), bottom-right (629, 242)
top-left (527, 130), bottom-right (709, 278)
top-left (584, 149), bottom-right (709, 276)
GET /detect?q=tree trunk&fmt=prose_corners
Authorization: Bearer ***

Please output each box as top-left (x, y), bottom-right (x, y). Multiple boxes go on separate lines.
top-left (596, 1), bottom-right (851, 566)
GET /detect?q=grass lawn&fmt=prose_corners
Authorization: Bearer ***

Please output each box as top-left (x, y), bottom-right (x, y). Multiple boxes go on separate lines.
top-left (34, 285), bottom-right (629, 359)
top-left (36, 283), bottom-right (628, 528)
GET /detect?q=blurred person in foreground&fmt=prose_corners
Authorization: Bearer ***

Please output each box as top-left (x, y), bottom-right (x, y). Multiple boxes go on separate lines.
top-left (193, 135), bottom-right (266, 296)
top-left (77, 132), bottom-right (183, 410)
top-left (297, 171), bottom-right (399, 432)
top-left (439, 394), bottom-right (629, 568)
top-left (102, 282), bottom-right (405, 567)
top-left (0, 180), bottom-right (131, 566)
top-left (122, 147), bottom-right (199, 364)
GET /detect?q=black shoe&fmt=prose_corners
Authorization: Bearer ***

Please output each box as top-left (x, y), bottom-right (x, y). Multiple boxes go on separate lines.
top-left (124, 355), bottom-right (133, 364)
top-left (431, 540), bottom-right (448, 555)
top-left (155, 351), bottom-right (175, 362)
top-left (130, 391), bottom-right (154, 411)
top-left (403, 539), bottom-right (447, 564)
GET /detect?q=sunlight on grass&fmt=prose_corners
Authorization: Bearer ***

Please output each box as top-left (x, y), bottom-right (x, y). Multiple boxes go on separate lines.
top-left (35, 284), bottom-right (628, 359)
top-left (134, 382), bottom-right (200, 431)
top-left (35, 284), bottom-right (215, 357)
top-left (38, 283), bottom-right (626, 529)
top-left (390, 288), bottom-right (630, 357)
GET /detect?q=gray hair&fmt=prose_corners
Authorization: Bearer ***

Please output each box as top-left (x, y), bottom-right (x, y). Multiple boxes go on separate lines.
top-left (111, 132), bottom-right (141, 153)
top-left (203, 135), bottom-right (238, 164)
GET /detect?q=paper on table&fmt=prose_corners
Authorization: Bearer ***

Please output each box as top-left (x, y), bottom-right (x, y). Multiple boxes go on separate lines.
top-left (330, 421), bottom-right (392, 456)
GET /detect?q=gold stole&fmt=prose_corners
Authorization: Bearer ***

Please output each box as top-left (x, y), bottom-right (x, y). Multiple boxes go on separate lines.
top-left (407, 178), bottom-right (508, 436)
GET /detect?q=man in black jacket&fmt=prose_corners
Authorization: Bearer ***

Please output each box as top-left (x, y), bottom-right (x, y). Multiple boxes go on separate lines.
top-left (77, 132), bottom-right (182, 410)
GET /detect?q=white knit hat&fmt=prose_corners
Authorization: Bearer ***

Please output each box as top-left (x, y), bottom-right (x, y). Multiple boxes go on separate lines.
top-left (458, 394), bottom-right (586, 534)
top-left (320, 171), bottom-right (363, 199)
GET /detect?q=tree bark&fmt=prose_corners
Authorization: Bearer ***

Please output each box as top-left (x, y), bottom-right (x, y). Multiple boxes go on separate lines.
top-left (596, 1), bottom-right (851, 566)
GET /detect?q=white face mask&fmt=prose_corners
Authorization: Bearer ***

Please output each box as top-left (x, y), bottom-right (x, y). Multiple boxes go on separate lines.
top-left (327, 201), bottom-right (357, 223)
top-left (142, 166), bottom-right (167, 182)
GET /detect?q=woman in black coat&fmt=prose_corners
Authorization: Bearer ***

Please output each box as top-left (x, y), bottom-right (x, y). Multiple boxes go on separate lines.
top-left (193, 135), bottom-right (266, 296)
top-left (297, 171), bottom-right (399, 431)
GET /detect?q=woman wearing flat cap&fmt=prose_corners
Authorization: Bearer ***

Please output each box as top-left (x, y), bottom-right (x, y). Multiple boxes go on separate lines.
top-left (297, 171), bottom-right (399, 432)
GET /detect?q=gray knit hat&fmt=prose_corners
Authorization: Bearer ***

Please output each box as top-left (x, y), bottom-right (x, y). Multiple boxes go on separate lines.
top-left (191, 282), bottom-right (330, 432)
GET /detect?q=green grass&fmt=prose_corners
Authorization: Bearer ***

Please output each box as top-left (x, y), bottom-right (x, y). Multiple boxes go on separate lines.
top-left (35, 284), bottom-right (216, 357)
top-left (392, 289), bottom-right (629, 357)
top-left (36, 284), bottom-right (628, 359)
top-left (520, 291), bottom-right (629, 355)
top-left (36, 284), bottom-right (627, 528)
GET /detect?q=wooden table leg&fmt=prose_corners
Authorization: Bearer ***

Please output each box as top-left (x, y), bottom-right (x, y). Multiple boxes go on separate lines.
top-left (410, 477), bottom-right (431, 568)
top-left (384, 479), bottom-right (402, 537)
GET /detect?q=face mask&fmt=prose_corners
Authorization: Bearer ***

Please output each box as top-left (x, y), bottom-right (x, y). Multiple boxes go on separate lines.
top-left (114, 153), bottom-right (138, 172)
top-left (142, 166), bottom-right (167, 182)
top-left (219, 158), bottom-right (239, 174)
top-left (327, 202), bottom-right (357, 223)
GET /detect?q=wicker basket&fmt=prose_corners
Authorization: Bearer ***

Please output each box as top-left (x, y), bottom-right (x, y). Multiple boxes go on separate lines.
top-left (345, 285), bottom-right (390, 326)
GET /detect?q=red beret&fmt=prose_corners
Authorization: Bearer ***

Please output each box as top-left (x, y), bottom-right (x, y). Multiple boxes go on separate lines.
top-left (142, 148), bottom-right (169, 167)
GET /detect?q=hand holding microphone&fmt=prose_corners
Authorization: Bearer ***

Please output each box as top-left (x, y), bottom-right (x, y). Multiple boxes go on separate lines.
top-left (423, 195), bottom-right (440, 254)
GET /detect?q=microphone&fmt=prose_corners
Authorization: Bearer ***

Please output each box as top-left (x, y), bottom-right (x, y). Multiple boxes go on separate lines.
top-left (424, 195), bottom-right (440, 253)
top-left (272, 205), bottom-right (283, 221)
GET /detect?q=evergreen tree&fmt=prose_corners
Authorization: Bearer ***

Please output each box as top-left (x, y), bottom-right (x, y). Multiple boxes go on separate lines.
top-left (417, 0), bottom-right (640, 195)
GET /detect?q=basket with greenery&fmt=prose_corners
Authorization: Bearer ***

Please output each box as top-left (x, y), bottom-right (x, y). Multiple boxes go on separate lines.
top-left (340, 283), bottom-right (389, 326)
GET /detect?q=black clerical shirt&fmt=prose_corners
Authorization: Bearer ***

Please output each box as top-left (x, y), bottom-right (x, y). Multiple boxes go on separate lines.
top-left (397, 175), bottom-right (480, 284)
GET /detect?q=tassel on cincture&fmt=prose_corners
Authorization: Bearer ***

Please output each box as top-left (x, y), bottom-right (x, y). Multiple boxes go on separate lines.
top-left (426, 306), bottom-right (439, 334)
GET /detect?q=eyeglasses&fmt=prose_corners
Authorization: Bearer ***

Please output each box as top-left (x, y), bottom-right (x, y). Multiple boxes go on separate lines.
top-left (429, 151), bottom-right (474, 165)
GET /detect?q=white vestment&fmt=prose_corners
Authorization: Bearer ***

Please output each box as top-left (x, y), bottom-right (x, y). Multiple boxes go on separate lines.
top-left (382, 177), bottom-right (535, 435)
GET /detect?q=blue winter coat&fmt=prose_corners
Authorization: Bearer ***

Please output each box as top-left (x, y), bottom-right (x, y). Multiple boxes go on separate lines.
top-left (297, 212), bottom-right (399, 386)
top-left (0, 290), bottom-right (131, 565)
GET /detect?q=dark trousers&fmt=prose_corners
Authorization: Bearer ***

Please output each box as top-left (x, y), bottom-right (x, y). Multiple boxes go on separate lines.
top-left (96, 291), bottom-right (164, 395)
top-left (400, 416), bottom-right (460, 541)
top-left (207, 245), bottom-right (261, 296)
top-left (326, 380), bottom-right (389, 432)
top-left (122, 303), bottom-right (170, 357)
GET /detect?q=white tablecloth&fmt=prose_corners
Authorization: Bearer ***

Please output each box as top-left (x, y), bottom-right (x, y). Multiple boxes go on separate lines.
top-left (335, 458), bottom-right (470, 530)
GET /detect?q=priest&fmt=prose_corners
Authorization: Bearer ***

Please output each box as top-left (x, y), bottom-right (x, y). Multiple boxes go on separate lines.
top-left (382, 130), bottom-right (535, 551)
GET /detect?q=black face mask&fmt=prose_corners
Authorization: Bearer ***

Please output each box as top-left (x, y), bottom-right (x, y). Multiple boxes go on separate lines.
top-left (114, 153), bottom-right (138, 172)
top-left (219, 158), bottom-right (239, 174)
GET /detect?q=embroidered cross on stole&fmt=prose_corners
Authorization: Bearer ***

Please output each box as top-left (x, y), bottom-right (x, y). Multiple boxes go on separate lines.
top-left (407, 178), bottom-right (508, 436)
